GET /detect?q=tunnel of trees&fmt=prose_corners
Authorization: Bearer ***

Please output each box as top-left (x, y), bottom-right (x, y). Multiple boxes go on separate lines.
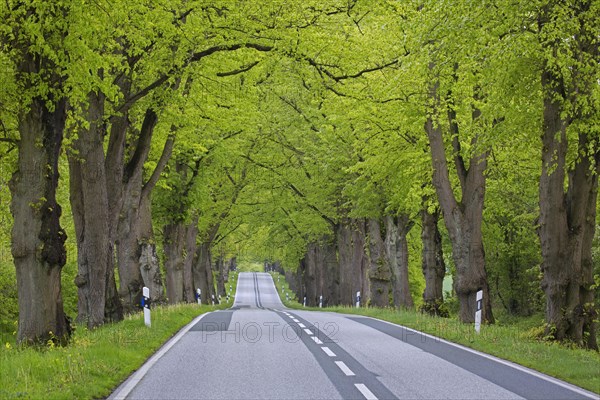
top-left (0, 0), bottom-right (598, 350)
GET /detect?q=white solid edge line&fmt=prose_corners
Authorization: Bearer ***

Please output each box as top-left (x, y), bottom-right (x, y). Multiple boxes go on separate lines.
top-left (321, 346), bottom-right (336, 357)
top-left (312, 336), bottom-right (323, 345)
top-left (304, 328), bottom-right (313, 335)
top-left (110, 312), bottom-right (210, 400)
top-left (335, 361), bottom-right (355, 376)
top-left (359, 315), bottom-right (599, 400)
top-left (355, 383), bottom-right (378, 400)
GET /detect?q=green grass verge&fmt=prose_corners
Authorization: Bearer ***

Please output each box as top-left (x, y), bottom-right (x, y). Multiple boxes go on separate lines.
top-left (270, 272), bottom-right (600, 395)
top-left (0, 298), bottom-right (234, 399)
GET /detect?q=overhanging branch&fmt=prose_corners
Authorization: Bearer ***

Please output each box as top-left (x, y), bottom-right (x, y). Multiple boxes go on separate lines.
top-left (117, 43), bottom-right (273, 112)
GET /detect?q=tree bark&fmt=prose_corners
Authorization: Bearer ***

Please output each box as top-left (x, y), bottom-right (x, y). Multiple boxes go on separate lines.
top-left (194, 242), bottom-right (216, 304)
top-left (183, 220), bottom-right (198, 303)
top-left (539, 61), bottom-right (599, 349)
top-left (116, 168), bottom-right (145, 312)
top-left (336, 219), bottom-right (368, 306)
top-left (216, 253), bottom-right (227, 298)
top-left (114, 109), bottom-right (162, 310)
top-left (302, 243), bottom-right (319, 306)
top-left (384, 215), bottom-right (414, 309)
top-left (298, 238), bottom-right (338, 306)
top-left (164, 222), bottom-right (186, 304)
top-left (425, 76), bottom-right (494, 324)
top-left (69, 92), bottom-right (123, 327)
top-left (420, 206), bottom-right (447, 316)
top-left (10, 95), bottom-right (69, 344)
top-left (367, 219), bottom-right (393, 307)
top-left (323, 239), bottom-right (339, 306)
top-left (116, 133), bottom-right (173, 311)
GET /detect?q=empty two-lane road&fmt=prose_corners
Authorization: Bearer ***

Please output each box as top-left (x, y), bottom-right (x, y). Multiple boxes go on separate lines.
top-left (110, 273), bottom-right (598, 400)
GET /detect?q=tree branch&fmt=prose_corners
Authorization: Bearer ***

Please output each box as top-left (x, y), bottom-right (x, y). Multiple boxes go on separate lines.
top-left (217, 60), bottom-right (260, 77)
top-left (124, 108), bottom-right (158, 182)
top-left (117, 43), bottom-right (273, 113)
top-left (142, 134), bottom-right (175, 198)
top-left (306, 56), bottom-right (400, 82)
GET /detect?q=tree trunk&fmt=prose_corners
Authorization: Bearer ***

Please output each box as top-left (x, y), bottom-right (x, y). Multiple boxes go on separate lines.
top-left (303, 243), bottom-right (319, 306)
top-left (539, 67), bottom-right (599, 349)
top-left (164, 222), bottom-right (186, 304)
top-left (135, 190), bottom-right (165, 305)
top-left (384, 215), bottom-right (414, 309)
top-left (420, 206), bottom-right (447, 316)
top-left (183, 220), bottom-right (198, 303)
top-left (216, 254), bottom-right (227, 298)
top-left (425, 72), bottom-right (494, 324)
top-left (336, 219), bottom-right (368, 306)
top-left (194, 242), bottom-right (216, 304)
top-left (116, 132), bottom-right (173, 311)
top-left (116, 170), bottom-right (145, 312)
top-left (336, 222), bottom-right (354, 306)
top-left (10, 96), bottom-right (69, 344)
top-left (367, 219), bottom-right (392, 307)
top-left (323, 239), bottom-right (339, 306)
top-left (69, 92), bottom-right (123, 327)
top-left (299, 239), bottom-right (338, 306)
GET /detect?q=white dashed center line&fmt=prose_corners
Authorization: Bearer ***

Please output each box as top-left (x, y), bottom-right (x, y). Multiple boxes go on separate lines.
top-left (311, 336), bottom-right (323, 345)
top-left (297, 322), bottom-right (306, 328)
top-left (335, 361), bottom-right (355, 376)
top-left (303, 328), bottom-right (313, 335)
top-left (321, 347), bottom-right (336, 357)
top-left (355, 383), bottom-right (378, 400)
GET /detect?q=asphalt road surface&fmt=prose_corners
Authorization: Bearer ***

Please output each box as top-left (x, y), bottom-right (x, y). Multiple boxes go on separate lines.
top-left (110, 272), bottom-right (598, 400)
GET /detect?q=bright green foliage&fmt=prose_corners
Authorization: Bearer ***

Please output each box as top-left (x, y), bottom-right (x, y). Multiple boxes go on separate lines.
top-left (0, 303), bottom-right (226, 399)
top-left (0, 0), bottom-right (598, 350)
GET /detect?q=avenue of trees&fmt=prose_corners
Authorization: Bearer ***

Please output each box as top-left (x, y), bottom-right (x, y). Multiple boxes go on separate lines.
top-left (0, 0), bottom-right (598, 350)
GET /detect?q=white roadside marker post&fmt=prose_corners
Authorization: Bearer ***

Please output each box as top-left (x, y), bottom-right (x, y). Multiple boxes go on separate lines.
top-left (303, 296), bottom-right (307, 307)
top-left (142, 287), bottom-right (151, 327)
top-left (319, 295), bottom-right (323, 308)
top-left (356, 291), bottom-right (361, 308)
top-left (475, 289), bottom-right (483, 334)
top-left (196, 288), bottom-right (202, 305)
top-left (211, 294), bottom-right (215, 306)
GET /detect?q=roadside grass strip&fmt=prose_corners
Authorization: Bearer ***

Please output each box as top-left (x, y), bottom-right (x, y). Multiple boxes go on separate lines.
top-left (1, 302), bottom-right (230, 399)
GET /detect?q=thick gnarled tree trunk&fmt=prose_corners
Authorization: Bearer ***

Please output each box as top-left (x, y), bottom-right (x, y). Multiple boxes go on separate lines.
top-left (10, 97), bottom-right (69, 344)
top-left (194, 242), bottom-right (216, 304)
top-left (367, 219), bottom-right (392, 307)
top-left (163, 222), bottom-right (186, 304)
top-left (420, 206), bottom-right (446, 316)
top-left (115, 110), bottom-right (174, 312)
top-left (299, 239), bottom-right (338, 306)
top-left (384, 215), bottom-right (414, 309)
top-left (425, 77), bottom-right (494, 324)
top-left (336, 220), bottom-right (368, 306)
top-left (539, 67), bottom-right (599, 349)
top-left (69, 93), bottom-right (123, 327)
top-left (183, 220), bottom-right (198, 303)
